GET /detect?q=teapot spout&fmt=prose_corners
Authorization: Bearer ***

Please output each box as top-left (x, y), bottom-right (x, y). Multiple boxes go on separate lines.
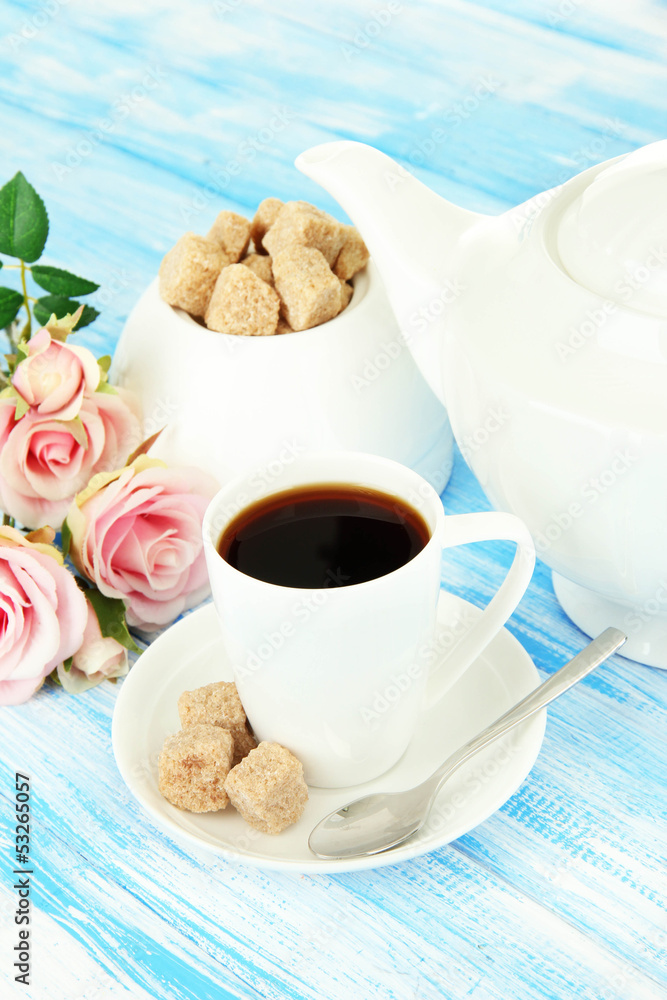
top-left (296, 141), bottom-right (479, 403)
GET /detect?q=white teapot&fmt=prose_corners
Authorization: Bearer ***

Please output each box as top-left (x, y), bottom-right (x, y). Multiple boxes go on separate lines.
top-left (297, 140), bottom-right (667, 667)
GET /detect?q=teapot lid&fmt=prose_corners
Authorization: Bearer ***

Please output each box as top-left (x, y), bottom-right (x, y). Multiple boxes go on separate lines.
top-left (556, 141), bottom-right (667, 318)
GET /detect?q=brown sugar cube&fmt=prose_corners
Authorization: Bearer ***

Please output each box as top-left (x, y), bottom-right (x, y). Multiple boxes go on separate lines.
top-left (275, 317), bottom-right (293, 335)
top-left (178, 681), bottom-right (248, 733)
top-left (224, 742), bottom-right (308, 834)
top-left (205, 264), bottom-right (280, 336)
top-left (232, 726), bottom-right (258, 767)
top-left (241, 252), bottom-right (273, 284)
top-left (207, 210), bottom-right (251, 263)
top-left (263, 201), bottom-right (345, 267)
top-left (272, 245), bottom-right (343, 331)
top-left (158, 233), bottom-right (229, 317)
top-left (333, 225), bottom-right (369, 280)
top-left (158, 724), bottom-right (233, 813)
top-left (178, 680), bottom-right (256, 764)
top-left (339, 279), bottom-right (354, 311)
top-left (250, 197), bottom-right (283, 253)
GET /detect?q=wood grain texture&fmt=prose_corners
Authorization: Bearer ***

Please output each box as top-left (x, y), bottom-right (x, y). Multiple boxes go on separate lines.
top-left (0, 1), bottom-right (666, 998)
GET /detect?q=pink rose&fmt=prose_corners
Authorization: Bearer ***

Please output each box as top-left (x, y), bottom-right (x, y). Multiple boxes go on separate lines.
top-left (0, 390), bottom-right (141, 529)
top-left (56, 596), bottom-right (129, 694)
top-left (66, 456), bottom-right (218, 630)
top-left (0, 525), bottom-right (87, 705)
top-left (12, 328), bottom-right (101, 421)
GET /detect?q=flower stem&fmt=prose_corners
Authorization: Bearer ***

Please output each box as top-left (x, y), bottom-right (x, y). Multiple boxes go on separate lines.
top-left (2, 513), bottom-right (15, 527)
top-left (19, 259), bottom-right (31, 344)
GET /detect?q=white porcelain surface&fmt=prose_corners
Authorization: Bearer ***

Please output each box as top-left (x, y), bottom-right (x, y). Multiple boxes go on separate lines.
top-left (202, 452), bottom-right (535, 787)
top-left (297, 140), bottom-right (667, 665)
top-left (111, 595), bottom-right (545, 874)
top-left (557, 142), bottom-right (667, 317)
top-left (110, 261), bottom-right (453, 493)
top-left (553, 573), bottom-right (667, 669)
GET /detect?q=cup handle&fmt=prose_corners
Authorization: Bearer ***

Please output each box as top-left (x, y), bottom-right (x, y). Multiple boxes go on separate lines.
top-left (425, 511), bottom-right (536, 707)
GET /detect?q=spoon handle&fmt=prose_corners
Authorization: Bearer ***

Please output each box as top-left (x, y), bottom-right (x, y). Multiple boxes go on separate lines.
top-left (428, 627), bottom-right (627, 796)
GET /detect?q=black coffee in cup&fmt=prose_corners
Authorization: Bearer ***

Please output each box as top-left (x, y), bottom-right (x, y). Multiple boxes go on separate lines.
top-left (218, 484), bottom-right (430, 589)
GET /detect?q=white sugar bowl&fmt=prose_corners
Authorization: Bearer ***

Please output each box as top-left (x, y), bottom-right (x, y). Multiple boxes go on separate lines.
top-left (110, 260), bottom-right (453, 496)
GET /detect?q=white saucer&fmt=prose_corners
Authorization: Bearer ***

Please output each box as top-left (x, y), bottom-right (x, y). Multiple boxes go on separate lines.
top-left (112, 593), bottom-right (545, 874)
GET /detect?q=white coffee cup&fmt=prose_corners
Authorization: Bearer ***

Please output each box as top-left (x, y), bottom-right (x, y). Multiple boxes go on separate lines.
top-left (202, 451), bottom-right (535, 788)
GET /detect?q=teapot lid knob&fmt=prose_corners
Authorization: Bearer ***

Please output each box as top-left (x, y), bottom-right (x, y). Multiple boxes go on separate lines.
top-left (556, 140), bottom-right (667, 318)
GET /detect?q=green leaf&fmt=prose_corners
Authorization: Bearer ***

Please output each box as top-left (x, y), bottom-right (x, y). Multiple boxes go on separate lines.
top-left (0, 172), bottom-right (49, 263)
top-left (44, 305), bottom-right (83, 341)
top-left (33, 295), bottom-right (99, 329)
top-left (13, 396), bottom-right (29, 420)
top-left (97, 355), bottom-right (111, 373)
top-left (31, 265), bottom-right (99, 297)
top-left (61, 416), bottom-right (88, 449)
top-left (62, 655), bottom-right (73, 673)
top-left (60, 517), bottom-right (71, 559)
top-left (0, 286), bottom-right (24, 328)
top-left (95, 380), bottom-right (117, 395)
top-left (127, 428), bottom-right (164, 465)
top-left (75, 304), bottom-right (99, 329)
top-left (0, 383), bottom-right (34, 421)
top-left (85, 587), bottom-right (141, 654)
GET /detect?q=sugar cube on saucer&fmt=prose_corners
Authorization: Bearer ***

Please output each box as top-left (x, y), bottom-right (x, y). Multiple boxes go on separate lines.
top-left (178, 680), bottom-right (257, 766)
top-left (158, 724), bottom-right (233, 813)
top-left (224, 742), bottom-right (308, 834)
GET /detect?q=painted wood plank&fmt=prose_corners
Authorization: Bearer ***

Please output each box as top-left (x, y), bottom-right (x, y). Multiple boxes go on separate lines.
top-left (0, 0), bottom-right (666, 997)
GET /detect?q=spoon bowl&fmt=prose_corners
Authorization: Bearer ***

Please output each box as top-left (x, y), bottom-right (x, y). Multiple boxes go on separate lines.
top-left (309, 628), bottom-right (627, 860)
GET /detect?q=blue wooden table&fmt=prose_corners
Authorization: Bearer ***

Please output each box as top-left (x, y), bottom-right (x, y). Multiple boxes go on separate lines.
top-left (1, 1), bottom-right (666, 997)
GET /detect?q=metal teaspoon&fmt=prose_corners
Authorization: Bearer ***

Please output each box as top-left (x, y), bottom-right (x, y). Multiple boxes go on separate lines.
top-left (309, 628), bottom-right (627, 860)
